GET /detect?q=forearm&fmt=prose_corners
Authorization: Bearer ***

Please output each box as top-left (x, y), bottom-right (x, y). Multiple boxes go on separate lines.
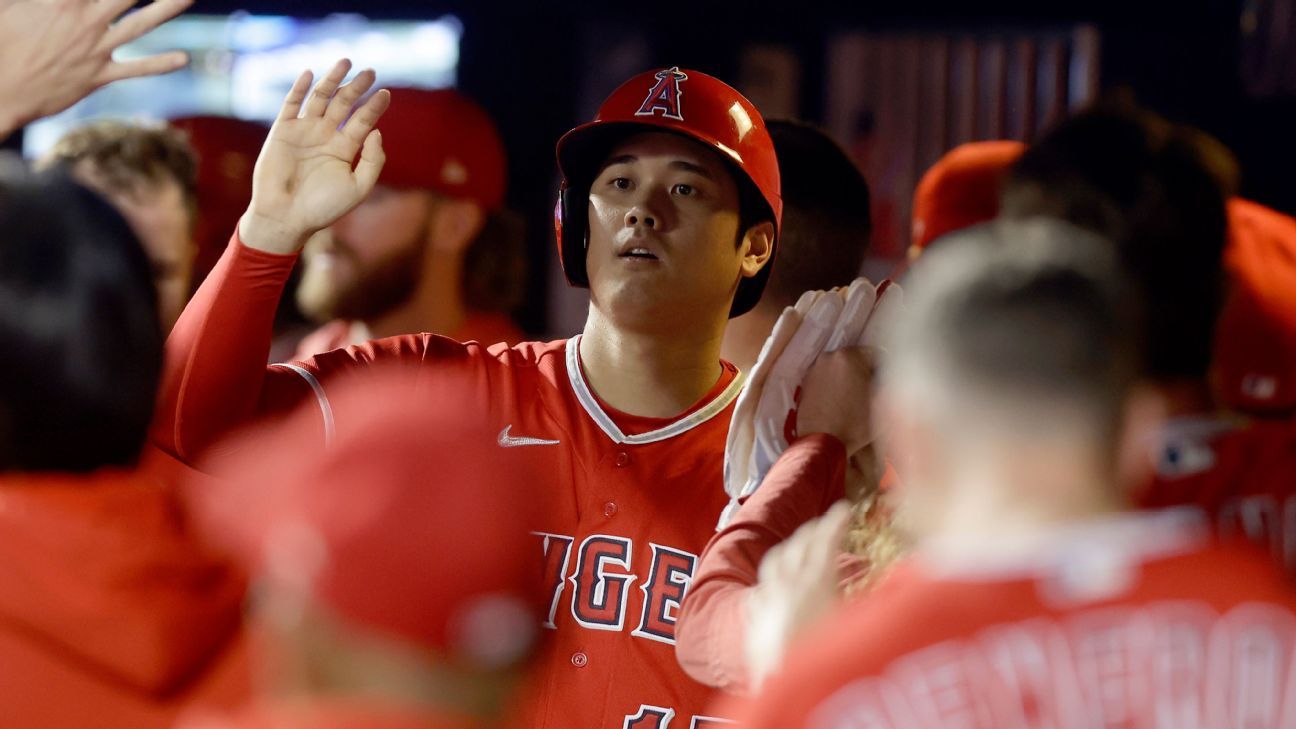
top-left (152, 232), bottom-right (299, 460)
top-left (676, 434), bottom-right (848, 692)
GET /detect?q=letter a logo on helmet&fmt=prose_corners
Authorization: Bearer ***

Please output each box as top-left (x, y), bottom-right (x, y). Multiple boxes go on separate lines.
top-left (634, 67), bottom-right (688, 121)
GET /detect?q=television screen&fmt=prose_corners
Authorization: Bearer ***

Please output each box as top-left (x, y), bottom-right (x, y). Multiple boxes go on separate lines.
top-left (24, 12), bottom-right (462, 157)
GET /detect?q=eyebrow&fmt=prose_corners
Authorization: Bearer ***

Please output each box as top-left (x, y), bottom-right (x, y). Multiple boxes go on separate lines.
top-left (601, 155), bottom-right (716, 180)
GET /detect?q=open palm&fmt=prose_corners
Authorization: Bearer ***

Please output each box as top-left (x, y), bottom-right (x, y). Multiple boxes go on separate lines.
top-left (242, 59), bottom-right (391, 254)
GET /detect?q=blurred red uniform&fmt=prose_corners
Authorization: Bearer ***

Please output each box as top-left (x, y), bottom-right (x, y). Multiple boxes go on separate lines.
top-left (1139, 199), bottom-right (1296, 574)
top-left (0, 445), bottom-right (248, 728)
top-left (156, 237), bottom-right (745, 727)
top-left (725, 509), bottom-right (1296, 728)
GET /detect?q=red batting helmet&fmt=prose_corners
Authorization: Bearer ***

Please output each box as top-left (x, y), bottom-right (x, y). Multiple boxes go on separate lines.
top-left (554, 67), bottom-right (782, 317)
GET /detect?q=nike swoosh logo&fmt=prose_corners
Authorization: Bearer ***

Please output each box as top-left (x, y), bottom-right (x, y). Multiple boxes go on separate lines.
top-left (498, 425), bottom-right (561, 448)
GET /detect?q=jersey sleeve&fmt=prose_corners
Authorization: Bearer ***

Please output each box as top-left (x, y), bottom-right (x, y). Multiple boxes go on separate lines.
top-left (674, 432), bottom-right (847, 694)
top-left (152, 232), bottom-right (485, 463)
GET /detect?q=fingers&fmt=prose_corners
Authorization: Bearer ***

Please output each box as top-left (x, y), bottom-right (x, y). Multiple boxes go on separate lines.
top-left (302, 59), bottom-right (352, 118)
top-left (341, 87), bottom-right (390, 145)
top-left (858, 280), bottom-right (904, 349)
top-left (96, 50), bottom-right (188, 85)
top-left (90, 0), bottom-right (147, 27)
top-left (770, 293), bottom-right (841, 379)
top-left (325, 68), bottom-right (377, 126)
top-left (276, 69), bottom-right (314, 123)
top-left (826, 278), bottom-right (878, 352)
top-left (352, 129), bottom-right (386, 196)
top-left (101, 0), bottom-right (193, 49)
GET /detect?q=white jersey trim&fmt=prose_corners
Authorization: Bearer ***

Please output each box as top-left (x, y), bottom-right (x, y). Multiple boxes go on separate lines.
top-left (564, 335), bottom-right (745, 445)
top-left (269, 363), bottom-right (336, 445)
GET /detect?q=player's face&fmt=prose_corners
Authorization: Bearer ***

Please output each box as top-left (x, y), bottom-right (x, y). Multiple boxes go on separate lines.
top-left (585, 132), bottom-right (760, 327)
top-left (91, 176), bottom-right (195, 333)
top-left (296, 185), bottom-right (433, 322)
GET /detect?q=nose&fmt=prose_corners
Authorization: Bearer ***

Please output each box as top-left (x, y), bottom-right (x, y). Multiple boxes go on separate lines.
top-left (624, 206), bottom-right (658, 230)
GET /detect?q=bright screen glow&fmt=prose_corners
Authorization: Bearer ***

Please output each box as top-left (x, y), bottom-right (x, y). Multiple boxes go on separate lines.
top-left (24, 12), bottom-right (462, 157)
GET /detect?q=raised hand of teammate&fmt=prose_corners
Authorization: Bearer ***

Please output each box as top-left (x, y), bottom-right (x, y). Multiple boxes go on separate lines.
top-left (239, 58), bottom-right (391, 255)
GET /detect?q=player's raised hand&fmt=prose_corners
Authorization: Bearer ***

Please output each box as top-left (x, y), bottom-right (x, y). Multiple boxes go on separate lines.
top-left (239, 59), bottom-right (391, 254)
top-left (0, 0), bottom-right (194, 137)
top-left (744, 500), bottom-right (852, 690)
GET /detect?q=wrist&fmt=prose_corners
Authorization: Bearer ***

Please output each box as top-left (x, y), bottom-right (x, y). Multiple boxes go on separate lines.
top-left (237, 209), bottom-right (311, 255)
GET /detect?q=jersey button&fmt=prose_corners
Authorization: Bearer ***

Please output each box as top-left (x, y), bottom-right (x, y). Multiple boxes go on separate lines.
top-left (571, 651), bottom-right (589, 668)
top-left (615, 451), bottom-right (631, 467)
top-left (603, 501), bottom-right (618, 518)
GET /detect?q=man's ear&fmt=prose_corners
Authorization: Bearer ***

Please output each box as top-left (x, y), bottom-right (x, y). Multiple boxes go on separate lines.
top-left (739, 221), bottom-right (775, 279)
top-left (428, 197), bottom-right (487, 255)
top-left (1117, 382), bottom-right (1169, 499)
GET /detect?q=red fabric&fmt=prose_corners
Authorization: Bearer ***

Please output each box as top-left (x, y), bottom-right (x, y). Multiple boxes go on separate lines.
top-left (1139, 415), bottom-right (1296, 577)
top-left (197, 376), bottom-right (540, 661)
top-left (181, 699), bottom-right (481, 729)
top-left (157, 234), bottom-right (747, 726)
top-left (675, 434), bottom-right (847, 693)
top-left (723, 512), bottom-right (1296, 727)
top-left (377, 88), bottom-right (508, 211)
top-left (1213, 198), bottom-right (1296, 415)
top-left (290, 311), bottom-right (526, 362)
top-left (0, 445), bottom-right (249, 728)
top-left (911, 140), bottom-right (1025, 250)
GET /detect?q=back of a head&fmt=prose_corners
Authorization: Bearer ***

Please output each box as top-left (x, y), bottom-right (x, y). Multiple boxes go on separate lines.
top-left (763, 119), bottom-right (871, 308)
top-left (885, 217), bottom-right (1142, 449)
top-left (37, 119), bottom-right (199, 216)
top-left (1001, 104), bottom-right (1236, 382)
top-left (0, 166), bottom-right (161, 472)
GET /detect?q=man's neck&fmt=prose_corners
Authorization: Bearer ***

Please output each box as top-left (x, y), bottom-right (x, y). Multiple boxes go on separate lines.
top-left (362, 251), bottom-right (466, 341)
top-left (917, 448), bottom-right (1128, 555)
top-left (720, 302), bottom-right (781, 373)
top-left (578, 308), bottom-right (726, 418)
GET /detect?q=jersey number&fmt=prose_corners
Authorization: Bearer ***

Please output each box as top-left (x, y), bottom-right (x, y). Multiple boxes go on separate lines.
top-left (624, 704), bottom-right (734, 728)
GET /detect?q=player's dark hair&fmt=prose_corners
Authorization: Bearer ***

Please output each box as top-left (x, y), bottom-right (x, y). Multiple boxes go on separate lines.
top-left (1001, 103), bottom-right (1237, 382)
top-left (0, 164), bottom-right (162, 473)
top-left (891, 218), bottom-right (1143, 444)
top-left (760, 120), bottom-right (872, 308)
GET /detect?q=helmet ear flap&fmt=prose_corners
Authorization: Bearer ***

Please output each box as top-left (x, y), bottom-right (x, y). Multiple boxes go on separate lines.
top-left (556, 183), bottom-right (590, 287)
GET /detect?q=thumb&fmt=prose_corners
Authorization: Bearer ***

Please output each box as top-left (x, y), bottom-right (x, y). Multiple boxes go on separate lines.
top-left (353, 129), bottom-right (386, 195)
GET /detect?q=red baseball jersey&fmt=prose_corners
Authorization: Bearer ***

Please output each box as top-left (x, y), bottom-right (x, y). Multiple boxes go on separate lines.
top-left (725, 510), bottom-right (1296, 728)
top-left (156, 237), bottom-right (745, 727)
top-left (1141, 415), bottom-right (1296, 576)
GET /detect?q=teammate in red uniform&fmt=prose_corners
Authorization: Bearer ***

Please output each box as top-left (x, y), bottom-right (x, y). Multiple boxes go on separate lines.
top-left (156, 60), bottom-right (779, 726)
top-left (288, 88), bottom-right (524, 359)
top-left (0, 168), bottom-right (246, 728)
top-left (728, 218), bottom-right (1296, 729)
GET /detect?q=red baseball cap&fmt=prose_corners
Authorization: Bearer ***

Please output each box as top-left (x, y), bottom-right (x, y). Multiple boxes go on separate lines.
top-left (168, 115), bottom-right (268, 289)
top-left (1213, 198), bottom-right (1296, 415)
top-left (375, 87), bottom-right (508, 212)
top-left (911, 141), bottom-right (1026, 252)
top-left (197, 371), bottom-right (541, 667)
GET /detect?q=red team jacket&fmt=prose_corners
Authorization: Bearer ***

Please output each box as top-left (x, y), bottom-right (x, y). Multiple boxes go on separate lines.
top-left (726, 509), bottom-right (1296, 728)
top-left (156, 236), bottom-right (745, 727)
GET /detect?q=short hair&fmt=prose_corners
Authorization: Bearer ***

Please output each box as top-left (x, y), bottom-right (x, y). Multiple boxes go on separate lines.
top-left (38, 119), bottom-right (199, 222)
top-left (462, 208), bottom-right (527, 314)
top-left (1001, 103), bottom-right (1237, 382)
top-left (762, 120), bottom-right (872, 308)
top-left (884, 217), bottom-right (1142, 445)
top-left (0, 166), bottom-right (161, 472)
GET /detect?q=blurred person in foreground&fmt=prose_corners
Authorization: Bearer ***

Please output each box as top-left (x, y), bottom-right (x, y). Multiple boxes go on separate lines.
top-left (1000, 104), bottom-right (1296, 575)
top-left (39, 119), bottom-right (199, 331)
top-left (0, 0), bottom-right (192, 138)
top-left (286, 87), bottom-right (525, 359)
top-left (0, 168), bottom-right (246, 728)
top-left (182, 376), bottom-right (542, 729)
top-left (727, 218), bottom-right (1296, 728)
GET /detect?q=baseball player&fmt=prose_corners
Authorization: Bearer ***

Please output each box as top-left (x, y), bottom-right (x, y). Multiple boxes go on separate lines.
top-left (907, 140), bottom-right (1024, 261)
top-left (289, 88), bottom-right (524, 360)
top-left (154, 60), bottom-right (781, 726)
top-left (39, 120), bottom-right (200, 331)
top-left (0, 168), bottom-right (246, 728)
top-left (184, 375), bottom-right (541, 729)
top-left (727, 218), bottom-right (1296, 729)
